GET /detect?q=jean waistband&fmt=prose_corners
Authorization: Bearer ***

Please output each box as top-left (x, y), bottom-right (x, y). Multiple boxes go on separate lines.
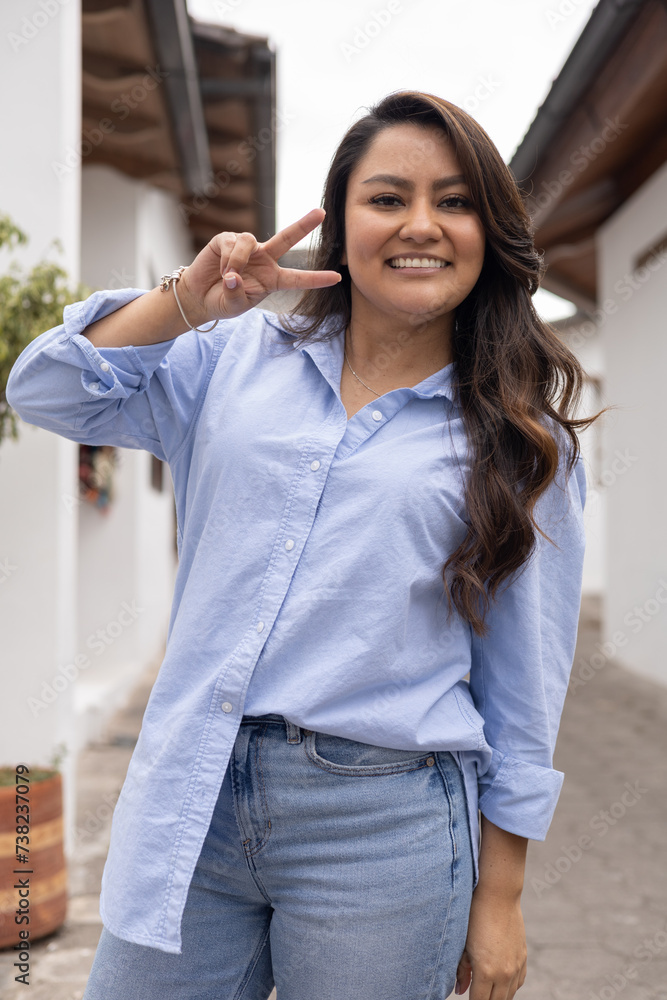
top-left (240, 714), bottom-right (306, 744)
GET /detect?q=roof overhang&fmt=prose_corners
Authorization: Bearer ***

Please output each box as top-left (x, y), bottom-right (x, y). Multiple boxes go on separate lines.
top-left (143, 0), bottom-right (213, 195)
top-left (509, 0), bottom-right (667, 309)
top-left (81, 0), bottom-right (275, 250)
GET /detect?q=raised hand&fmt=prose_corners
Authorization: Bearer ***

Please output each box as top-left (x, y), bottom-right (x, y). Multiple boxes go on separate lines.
top-left (179, 208), bottom-right (341, 323)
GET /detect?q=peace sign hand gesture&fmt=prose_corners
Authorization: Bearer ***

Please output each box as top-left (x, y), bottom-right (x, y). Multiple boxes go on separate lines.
top-left (178, 208), bottom-right (341, 325)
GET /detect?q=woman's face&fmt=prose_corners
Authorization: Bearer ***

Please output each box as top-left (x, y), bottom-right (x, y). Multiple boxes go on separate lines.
top-left (342, 123), bottom-right (486, 330)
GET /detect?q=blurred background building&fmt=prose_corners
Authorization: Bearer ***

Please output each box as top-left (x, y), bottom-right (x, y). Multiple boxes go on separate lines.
top-left (0, 0), bottom-right (276, 847)
top-left (509, 0), bottom-right (667, 686)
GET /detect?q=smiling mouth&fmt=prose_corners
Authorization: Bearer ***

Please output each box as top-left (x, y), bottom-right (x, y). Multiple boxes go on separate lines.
top-left (387, 257), bottom-right (450, 269)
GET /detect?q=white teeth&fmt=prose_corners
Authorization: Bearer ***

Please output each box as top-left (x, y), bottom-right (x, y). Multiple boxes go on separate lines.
top-left (388, 258), bottom-right (448, 268)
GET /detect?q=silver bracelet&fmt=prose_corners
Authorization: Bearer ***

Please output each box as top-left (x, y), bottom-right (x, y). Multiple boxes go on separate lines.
top-left (158, 266), bottom-right (218, 333)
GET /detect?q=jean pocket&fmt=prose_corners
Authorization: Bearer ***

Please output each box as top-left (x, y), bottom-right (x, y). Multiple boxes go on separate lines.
top-left (305, 731), bottom-right (436, 776)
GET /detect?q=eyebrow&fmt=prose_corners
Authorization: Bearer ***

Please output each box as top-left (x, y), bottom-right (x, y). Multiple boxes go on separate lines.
top-left (360, 173), bottom-right (468, 190)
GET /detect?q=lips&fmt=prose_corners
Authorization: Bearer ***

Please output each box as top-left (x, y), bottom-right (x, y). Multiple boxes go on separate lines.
top-left (387, 257), bottom-right (450, 268)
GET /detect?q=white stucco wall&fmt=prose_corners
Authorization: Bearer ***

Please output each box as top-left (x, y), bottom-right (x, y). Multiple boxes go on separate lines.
top-left (80, 165), bottom-right (196, 291)
top-left (76, 166), bottom-right (191, 741)
top-left (0, 0), bottom-right (82, 851)
top-left (556, 319), bottom-right (606, 596)
top-left (0, 3), bottom-right (80, 276)
top-left (597, 160), bottom-right (667, 686)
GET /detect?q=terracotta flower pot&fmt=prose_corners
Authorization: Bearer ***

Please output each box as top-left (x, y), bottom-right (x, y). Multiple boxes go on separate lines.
top-left (0, 769), bottom-right (68, 949)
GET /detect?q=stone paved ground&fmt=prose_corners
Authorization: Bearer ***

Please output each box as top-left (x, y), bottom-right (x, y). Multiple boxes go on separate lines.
top-left (519, 598), bottom-right (667, 1000)
top-left (1, 597), bottom-right (666, 999)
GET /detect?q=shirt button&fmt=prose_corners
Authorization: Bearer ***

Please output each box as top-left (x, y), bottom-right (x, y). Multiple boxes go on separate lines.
top-left (372, 410), bottom-right (383, 421)
top-left (310, 460), bottom-right (321, 471)
top-left (221, 701), bottom-right (233, 713)
top-left (88, 382), bottom-right (100, 391)
top-left (100, 362), bottom-right (110, 371)
top-left (256, 621), bottom-right (264, 633)
top-left (285, 539), bottom-right (295, 551)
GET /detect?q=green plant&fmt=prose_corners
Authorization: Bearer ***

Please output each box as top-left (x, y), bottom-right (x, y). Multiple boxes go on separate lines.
top-left (0, 766), bottom-right (58, 787)
top-left (0, 214), bottom-right (88, 445)
top-left (0, 746), bottom-right (66, 786)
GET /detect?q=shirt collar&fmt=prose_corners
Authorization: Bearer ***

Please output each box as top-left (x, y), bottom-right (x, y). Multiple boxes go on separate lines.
top-left (263, 311), bottom-right (456, 404)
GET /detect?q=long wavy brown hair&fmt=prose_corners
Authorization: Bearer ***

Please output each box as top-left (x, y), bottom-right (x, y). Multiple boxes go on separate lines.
top-left (280, 91), bottom-right (601, 637)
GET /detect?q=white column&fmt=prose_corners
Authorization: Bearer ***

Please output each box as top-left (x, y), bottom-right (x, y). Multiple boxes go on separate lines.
top-left (0, 0), bottom-right (82, 853)
top-left (75, 167), bottom-right (183, 741)
top-left (559, 323), bottom-right (606, 596)
top-left (0, 2), bottom-right (81, 274)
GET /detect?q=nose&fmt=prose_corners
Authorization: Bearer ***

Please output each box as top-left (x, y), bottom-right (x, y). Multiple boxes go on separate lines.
top-left (398, 199), bottom-right (442, 243)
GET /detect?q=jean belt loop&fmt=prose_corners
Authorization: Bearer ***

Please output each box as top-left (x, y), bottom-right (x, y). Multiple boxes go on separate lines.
top-left (284, 718), bottom-right (303, 744)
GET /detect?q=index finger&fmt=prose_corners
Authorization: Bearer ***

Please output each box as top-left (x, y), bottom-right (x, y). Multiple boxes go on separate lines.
top-left (261, 208), bottom-right (326, 260)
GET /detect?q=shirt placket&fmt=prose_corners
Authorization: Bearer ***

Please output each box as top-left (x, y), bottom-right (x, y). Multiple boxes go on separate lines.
top-left (213, 410), bottom-right (345, 720)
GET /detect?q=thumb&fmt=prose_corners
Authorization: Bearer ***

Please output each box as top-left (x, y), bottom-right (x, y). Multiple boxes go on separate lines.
top-left (455, 950), bottom-right (472, 995)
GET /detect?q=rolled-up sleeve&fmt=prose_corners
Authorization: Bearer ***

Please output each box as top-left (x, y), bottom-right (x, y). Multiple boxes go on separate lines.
top-left (469, 450), bottom-right (588, 840)
top-left (5, 288), bottom-right (223, 464)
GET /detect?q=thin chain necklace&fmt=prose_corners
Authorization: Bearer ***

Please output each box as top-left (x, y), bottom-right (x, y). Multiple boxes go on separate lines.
top-left (343, 348), bottom-right (382, 397)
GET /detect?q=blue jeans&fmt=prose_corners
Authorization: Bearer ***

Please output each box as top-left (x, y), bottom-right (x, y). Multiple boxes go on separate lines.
top-left (83, 714), bottom-right (474, 1000)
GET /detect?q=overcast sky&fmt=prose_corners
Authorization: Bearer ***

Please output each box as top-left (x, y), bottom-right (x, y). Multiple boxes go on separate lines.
top-left (187, 0), bottom-right (600, 318)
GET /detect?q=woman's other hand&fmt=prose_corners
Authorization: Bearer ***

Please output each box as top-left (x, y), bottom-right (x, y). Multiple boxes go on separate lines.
top-left (455, 889), bottom-right (527, 999)
top-left (456, 814), bottom-right (528, 998)
top-left (179, 208), bottom-right (341, 323)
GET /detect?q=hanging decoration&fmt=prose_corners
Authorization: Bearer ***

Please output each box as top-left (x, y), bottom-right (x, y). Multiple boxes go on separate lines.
top-left (78, 445), bottom-right (117, 512)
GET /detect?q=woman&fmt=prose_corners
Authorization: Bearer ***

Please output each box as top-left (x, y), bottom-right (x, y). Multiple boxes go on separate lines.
top-left (6, 91), bottom-right (595, 999)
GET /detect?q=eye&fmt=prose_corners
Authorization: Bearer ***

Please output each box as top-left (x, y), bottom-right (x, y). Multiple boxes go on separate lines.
top-left (368, 193), bottom-right (473, 209)
top-left (368, 194), bottom-right (403, 206)
top-left (440, 194), bottom-right (472, 209)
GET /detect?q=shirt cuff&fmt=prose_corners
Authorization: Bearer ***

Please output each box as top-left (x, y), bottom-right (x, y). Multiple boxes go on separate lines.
top-left (477, 750), bottom-right (565, 840)
top-left (62, 289), bottom-right (180, 399)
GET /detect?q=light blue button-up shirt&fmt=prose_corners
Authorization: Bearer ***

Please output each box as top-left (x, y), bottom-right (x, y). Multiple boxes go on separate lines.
top-left (6, 288), bottom-right (587, 953)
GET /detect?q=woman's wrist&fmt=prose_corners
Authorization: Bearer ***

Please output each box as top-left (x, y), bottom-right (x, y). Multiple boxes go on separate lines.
top-left (472, 881), bottom-right (524, 905)
top-left (475, 814), bottom-right (528, 902)
top-left (177, 266), bottom-right (211, 330)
